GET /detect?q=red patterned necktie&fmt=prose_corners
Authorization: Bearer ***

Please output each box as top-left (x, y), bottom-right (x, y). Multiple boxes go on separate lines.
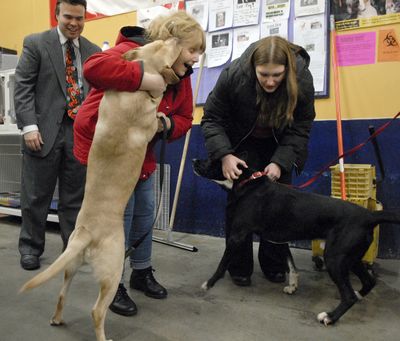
top-left (65, 41), bottom-right (82, 120)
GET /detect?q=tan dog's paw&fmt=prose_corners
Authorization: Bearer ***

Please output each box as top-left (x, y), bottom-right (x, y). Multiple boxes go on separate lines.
top-left (50, 318), bottom-right (65, 326)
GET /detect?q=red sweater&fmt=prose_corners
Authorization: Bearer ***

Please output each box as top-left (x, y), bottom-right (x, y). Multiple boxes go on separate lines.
top-left (74, 27), bottom-right (193, 179)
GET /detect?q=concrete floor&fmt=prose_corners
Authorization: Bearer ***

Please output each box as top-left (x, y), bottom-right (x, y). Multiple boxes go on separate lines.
top-left (1, 215), bottom-right (399, 341)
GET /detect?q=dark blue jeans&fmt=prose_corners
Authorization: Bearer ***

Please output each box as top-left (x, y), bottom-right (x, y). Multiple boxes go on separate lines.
top-left (123, 174), bottom-right (155, 273)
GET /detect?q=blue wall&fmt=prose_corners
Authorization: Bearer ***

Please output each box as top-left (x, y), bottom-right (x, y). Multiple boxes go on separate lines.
top-left (161, 118), bottom-right (400, 259)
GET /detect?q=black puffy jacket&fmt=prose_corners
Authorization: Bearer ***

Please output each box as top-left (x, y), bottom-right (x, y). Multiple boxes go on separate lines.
top-left (201, 42), bottom-right (316, 174)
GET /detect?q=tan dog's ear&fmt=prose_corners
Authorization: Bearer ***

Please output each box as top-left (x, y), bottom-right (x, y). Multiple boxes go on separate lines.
top-left (161, 66), bottom-right (180, 85)
top-left (122, 49), bottom-right (139, 61)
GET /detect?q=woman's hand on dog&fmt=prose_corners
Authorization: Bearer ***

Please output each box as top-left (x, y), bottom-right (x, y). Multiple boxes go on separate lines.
top-left (221, 154), bottom-right (248, 180)
top-left (264, 162), bottom-right (281, 182)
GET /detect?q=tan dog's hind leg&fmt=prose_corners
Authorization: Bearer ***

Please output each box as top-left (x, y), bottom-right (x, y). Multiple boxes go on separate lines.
top-left (91, 236), bottom-right (124, 341)
top-left (51, 254), bottom-right (83, 326)
top-left (92, 278), bottom-right (120, 341)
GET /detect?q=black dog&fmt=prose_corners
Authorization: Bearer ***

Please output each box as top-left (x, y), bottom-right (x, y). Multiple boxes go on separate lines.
top-left (193, 159), bottom-right (400, 325)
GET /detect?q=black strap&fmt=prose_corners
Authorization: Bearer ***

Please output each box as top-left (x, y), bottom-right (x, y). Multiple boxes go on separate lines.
top-left (125, 116), bottom-right (168, 259)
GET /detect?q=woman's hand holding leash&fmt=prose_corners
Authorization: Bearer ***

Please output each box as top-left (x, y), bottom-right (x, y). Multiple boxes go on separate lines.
top-left (156, 112), bottom-right (171, 132)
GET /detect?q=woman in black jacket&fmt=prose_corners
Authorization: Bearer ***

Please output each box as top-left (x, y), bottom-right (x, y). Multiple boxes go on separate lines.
top-left (201, 36), bottom-right (316, 286)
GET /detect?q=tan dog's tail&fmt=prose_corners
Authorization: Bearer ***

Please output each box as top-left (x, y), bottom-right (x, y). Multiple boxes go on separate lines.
top-left (20, 225), bottom-right (92, 292)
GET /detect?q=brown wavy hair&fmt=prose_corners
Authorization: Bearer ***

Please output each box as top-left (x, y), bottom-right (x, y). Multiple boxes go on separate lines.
top-left (251, 36), bottom-right (300, 128)
top-left (146, 11), bottom-right (206, 53)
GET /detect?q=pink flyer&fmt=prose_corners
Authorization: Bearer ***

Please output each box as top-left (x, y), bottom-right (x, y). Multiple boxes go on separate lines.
top-left (336, 32), bottom-right (376, 67)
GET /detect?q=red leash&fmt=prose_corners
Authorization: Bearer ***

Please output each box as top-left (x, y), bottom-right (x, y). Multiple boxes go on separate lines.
top-left (240, 111), bottom-right (400, 189)
top-left (296, 111), bottom-right (400, 189)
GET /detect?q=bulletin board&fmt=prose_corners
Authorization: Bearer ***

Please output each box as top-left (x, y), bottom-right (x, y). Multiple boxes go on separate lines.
top-left (186, 0), bottom-right (331, 105)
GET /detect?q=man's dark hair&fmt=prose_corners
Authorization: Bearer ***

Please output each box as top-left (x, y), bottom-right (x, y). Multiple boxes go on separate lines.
top-left (55, 0), bottom-right (87, 15)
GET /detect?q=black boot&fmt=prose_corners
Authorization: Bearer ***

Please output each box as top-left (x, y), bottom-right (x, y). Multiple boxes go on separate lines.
top-left (264, 271), bottom-right (286, 283)
top-left (109, 284), bottom-right (138, 316)
top-left (230, 275), bottom-right (251, 287)
top-left (130, 267), bottom-right (168, 299)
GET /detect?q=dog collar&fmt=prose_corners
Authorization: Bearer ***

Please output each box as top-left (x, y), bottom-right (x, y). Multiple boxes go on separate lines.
top-left (238, 171), bottom-right (268, 188)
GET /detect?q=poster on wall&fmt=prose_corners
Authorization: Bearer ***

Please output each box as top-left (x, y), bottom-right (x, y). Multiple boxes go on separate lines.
top-left (331, 0), bottom-right (400, 31)
top-left (186, 0), bottom-right (330, 102)
top-left (49, 0), bottom-right (184, 27)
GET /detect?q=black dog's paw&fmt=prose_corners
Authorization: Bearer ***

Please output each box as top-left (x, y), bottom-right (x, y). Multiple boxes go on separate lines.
top-left (201, 281), bottom-right (210, 291)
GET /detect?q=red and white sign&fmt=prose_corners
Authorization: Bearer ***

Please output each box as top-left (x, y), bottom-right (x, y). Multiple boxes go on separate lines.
top-left (49, 0), bottom-right (184, 27)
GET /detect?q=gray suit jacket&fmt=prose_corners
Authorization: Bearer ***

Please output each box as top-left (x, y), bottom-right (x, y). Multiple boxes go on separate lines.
top-left (14, 28), bottom-right (100, 157)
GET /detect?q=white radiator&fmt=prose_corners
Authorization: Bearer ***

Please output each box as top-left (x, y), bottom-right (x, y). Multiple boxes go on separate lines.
top-left (153, 163), bottom-right (170, 231)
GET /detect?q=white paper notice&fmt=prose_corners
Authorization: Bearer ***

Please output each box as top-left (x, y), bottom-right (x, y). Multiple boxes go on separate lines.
top-left (185, 0), bottom-right (209, 30)
top-left (137, 6), bottom-right (171, 28)
top-left (294, 0), bottom-right (326, 18)
top-left (232, 25), bottom-right (260, 60)
top-left (293, 14), bottom-right (326, 92)
top-left (262, 0), bottom-right (291, 22)
top-left (209, 0), bottom-right (234, 32)
top-left (206, 30), bottom-right (233, 67)
top-left (260, 19), bottom-right (288, 39)
top-left (233, 0), bottom-right (261, 27)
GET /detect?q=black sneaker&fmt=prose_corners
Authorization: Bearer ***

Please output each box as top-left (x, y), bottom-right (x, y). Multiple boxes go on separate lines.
top-left (130, 267), bottom-right (168, 299)
top-left (109, 284), bottom-right (138, 316)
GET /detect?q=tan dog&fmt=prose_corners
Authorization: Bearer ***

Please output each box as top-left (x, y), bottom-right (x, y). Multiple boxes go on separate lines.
top-left (20, 39), bottom-right (182, 341)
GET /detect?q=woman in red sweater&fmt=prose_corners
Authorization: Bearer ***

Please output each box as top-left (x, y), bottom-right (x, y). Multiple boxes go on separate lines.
top-left (74, 11), bottom-right (205, 317)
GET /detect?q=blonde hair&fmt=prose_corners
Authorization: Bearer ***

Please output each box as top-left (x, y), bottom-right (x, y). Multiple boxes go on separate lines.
top-left (252, 36), bottom-right (299, 128)
top-left (146, 11), bottom-right (206, 53)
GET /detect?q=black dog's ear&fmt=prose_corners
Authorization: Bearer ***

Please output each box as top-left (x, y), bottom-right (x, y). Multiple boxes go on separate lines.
top-left (192, 158), bottom-right (233, 190)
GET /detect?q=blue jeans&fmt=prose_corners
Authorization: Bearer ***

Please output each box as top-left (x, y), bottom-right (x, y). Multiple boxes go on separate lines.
top-left (123, 174), bottom-right (155, 272)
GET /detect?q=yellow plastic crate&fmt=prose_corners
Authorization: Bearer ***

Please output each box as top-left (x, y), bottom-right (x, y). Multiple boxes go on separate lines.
top-left (312, 198), bottom-right (380, 265)
top-left (330, 164), bottom-right (376, 200)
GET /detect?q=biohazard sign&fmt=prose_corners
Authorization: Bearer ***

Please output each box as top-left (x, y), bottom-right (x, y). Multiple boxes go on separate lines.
top-left (378, 29), bottom-right (400, 62)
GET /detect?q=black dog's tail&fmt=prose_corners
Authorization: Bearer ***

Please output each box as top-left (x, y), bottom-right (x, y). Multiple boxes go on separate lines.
top-left (370, 210), bottom-right (400, 226)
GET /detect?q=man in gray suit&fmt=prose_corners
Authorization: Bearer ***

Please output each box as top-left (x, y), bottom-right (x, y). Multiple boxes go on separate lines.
top-left (14, 0), bottom-right (100, 270)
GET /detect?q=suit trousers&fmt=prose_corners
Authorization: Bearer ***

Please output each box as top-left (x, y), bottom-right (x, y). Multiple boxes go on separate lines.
top-left (226, 136), bottom-right (290, 277)
top-left (18, 116), bottom-right (86, 257)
